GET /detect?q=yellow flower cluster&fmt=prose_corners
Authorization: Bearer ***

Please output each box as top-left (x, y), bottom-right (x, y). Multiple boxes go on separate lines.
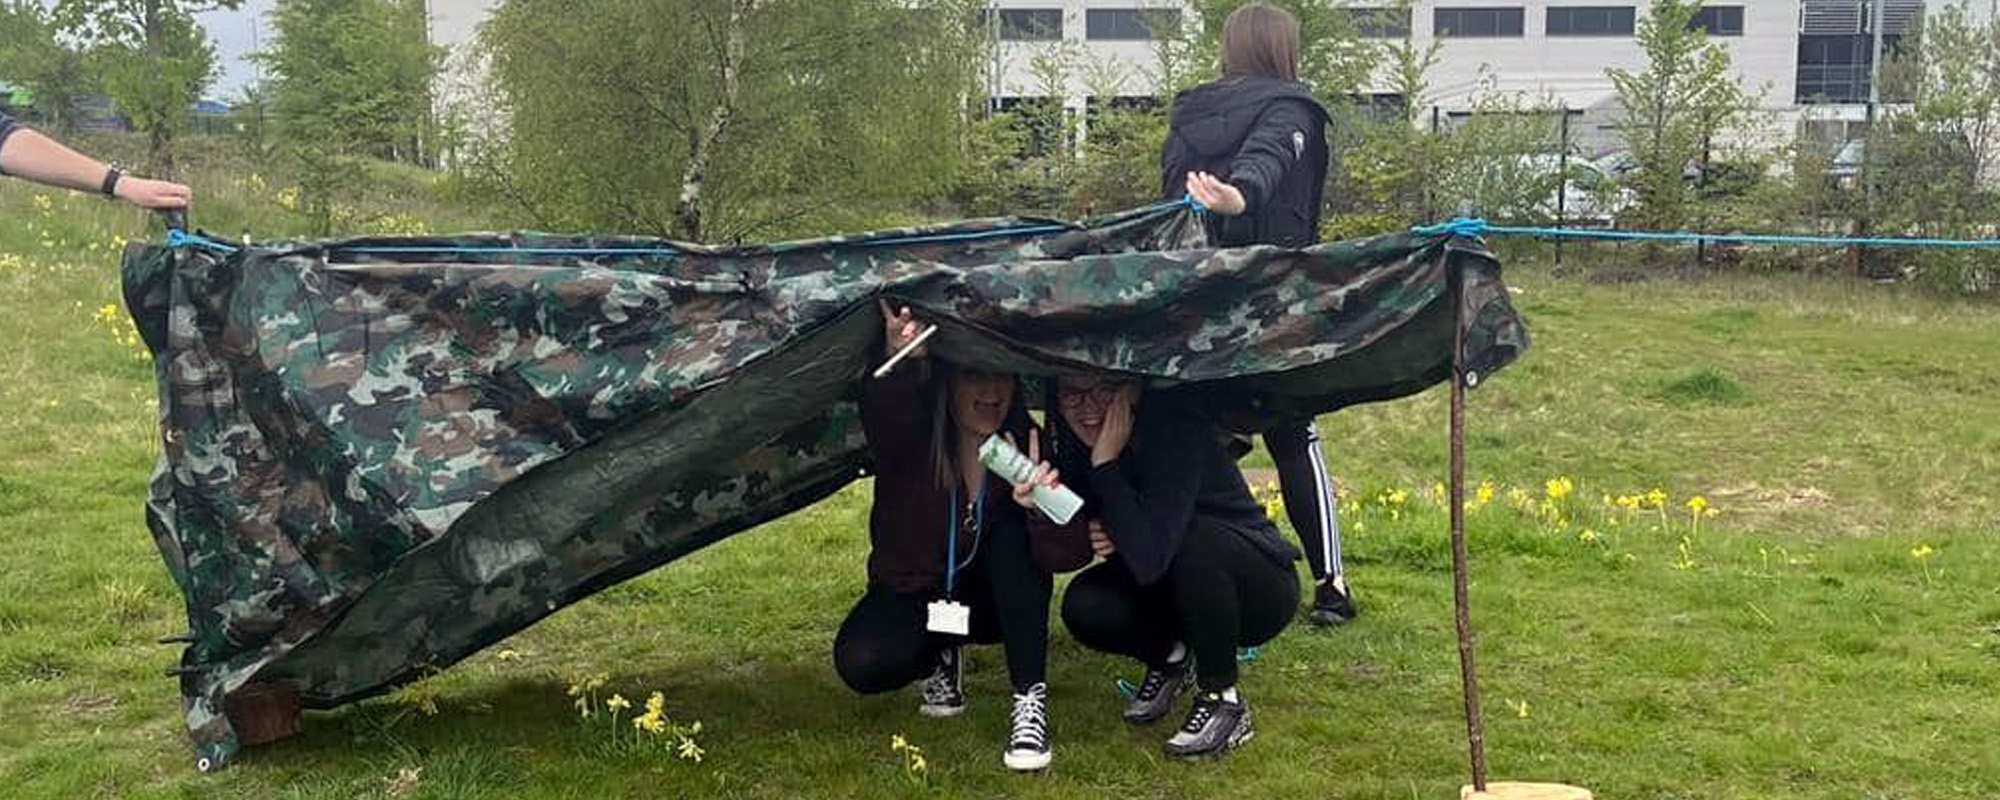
top-left (889, 733), bottom-right (929, 776)
top-left (574, 680), bottom-right (706, 763)
top-left (93, 301), bottom-right (147, 359)
top-left (1544, 477), bottom-right (1575, 503)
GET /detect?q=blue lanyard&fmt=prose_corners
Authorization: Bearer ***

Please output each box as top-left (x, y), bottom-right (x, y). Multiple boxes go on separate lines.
top-left (946, 484), bottom-right (985, 596)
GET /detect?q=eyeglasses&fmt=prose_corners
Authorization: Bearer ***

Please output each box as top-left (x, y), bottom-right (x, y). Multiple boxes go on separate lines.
top-left (1057, 383), bottom-right (1125, 410)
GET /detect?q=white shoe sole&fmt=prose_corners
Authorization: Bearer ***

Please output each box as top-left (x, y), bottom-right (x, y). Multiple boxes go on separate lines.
top-left (919, 703), bottom-right (966, 718)
top-left (1004, 748), bottom-right (1052, 771)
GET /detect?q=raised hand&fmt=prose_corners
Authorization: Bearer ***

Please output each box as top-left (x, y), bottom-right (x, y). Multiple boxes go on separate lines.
top-left (1185, 171), bottom-right (1246, 216)
top-left (1089, 384), bottom-right (1137, 468)
top-left (1006, 430), bottom-right (1061, 511)
top-left (114, 176), bottom-right (192, 210)
top-left (877, 299), bottom-right (928, 362)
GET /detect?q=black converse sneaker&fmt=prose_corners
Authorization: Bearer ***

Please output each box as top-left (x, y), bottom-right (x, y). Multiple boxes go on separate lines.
top-left (1122, 654), bottom-right (1191, 725)
top-left (1003, 682), bottom-right (1052, 771)
top-left (1163, 691), bottom-right (1253, 760)
top-left (918, 645), bottom-right (965, 717)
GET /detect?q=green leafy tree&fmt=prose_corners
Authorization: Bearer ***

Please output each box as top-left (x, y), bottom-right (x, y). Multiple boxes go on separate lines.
top-left (260, 0), bottom-right (443, 233)
top-left (471, 0), bottom-right (989, 242)
top-left (0, 1), bottom-right (98, 133)
top-left (1606, 0), bottom-right (1752, 230)
top-left (1872, 2), bottom-right (2000, 291)
top-left (55, 0), bottom-right (236, 177)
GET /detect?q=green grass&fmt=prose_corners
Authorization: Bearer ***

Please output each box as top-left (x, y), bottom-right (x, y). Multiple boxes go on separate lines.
top-left (4, 165), bottom-right (2000, 800)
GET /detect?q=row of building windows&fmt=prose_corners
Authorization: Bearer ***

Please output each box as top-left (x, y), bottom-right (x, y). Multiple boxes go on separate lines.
top-left (992, 6), bottom-right (1745, 42)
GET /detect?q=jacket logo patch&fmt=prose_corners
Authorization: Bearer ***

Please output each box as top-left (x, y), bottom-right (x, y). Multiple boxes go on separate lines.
top-left (1292, 131), bottom-right (1306, 159)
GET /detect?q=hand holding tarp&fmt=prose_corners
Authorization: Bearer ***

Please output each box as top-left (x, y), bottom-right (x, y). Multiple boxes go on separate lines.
top-left (1184, 171), bottom-right (1245, 216)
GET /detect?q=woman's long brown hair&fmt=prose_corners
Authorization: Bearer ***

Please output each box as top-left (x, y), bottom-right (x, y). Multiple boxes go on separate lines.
top-left (1221, 3), bottom-right (1301, 82)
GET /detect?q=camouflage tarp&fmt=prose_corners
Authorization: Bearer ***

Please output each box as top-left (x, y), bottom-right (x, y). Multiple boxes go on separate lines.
top-left (120, 200), bottom-right (1526, 769)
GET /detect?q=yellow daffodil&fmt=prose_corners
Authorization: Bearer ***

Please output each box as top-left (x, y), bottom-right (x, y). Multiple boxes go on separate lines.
top-left (677, 738), bottom-right (705, 762)
top-left (1544, 477), bottom-right (1574, 502)
top-left (1910, 544), bottom-right (1935, 560)
top-left (1687, 496), bottom-right (1710, 514)
top-left (606, 694), bottom-right (631, 712)
top-left (891, 734), bottom-right (908, 751)
top-left (645, 691), bottom-right (665, 715)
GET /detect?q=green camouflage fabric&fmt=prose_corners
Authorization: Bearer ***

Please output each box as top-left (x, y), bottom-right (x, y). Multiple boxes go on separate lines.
top-left (119, 199), bottom-right (1527, 770)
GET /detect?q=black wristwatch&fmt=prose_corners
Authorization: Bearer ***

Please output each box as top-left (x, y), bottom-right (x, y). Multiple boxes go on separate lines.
top-left (100, 167), bottom-right (123, 198)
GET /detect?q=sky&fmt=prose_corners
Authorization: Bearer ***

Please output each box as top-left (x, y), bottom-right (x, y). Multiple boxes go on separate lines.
top-left (193, 0), bottom-right (276, 100)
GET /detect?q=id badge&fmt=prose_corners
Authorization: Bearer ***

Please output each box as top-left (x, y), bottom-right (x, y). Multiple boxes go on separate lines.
top-left (926, 599), bottom-right (971, 635)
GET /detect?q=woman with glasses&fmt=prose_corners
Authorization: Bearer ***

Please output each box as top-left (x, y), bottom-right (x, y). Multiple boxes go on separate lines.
top-left (1046, 374), bottom-right (1302, 760)
top-left (832, 302), bottom-right (1084, 772)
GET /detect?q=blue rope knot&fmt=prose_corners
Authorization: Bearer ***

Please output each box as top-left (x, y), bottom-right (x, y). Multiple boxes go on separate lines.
top-left (1412, 218), bottom-right (1490, 239)
top-left (1183, 193), bottom-right (1209, 215)
top-left (166, 229), bottom-right (240, 254)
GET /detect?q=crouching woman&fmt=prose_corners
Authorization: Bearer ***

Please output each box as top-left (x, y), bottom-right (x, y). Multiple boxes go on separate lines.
top-left (1049, 374), bottom-right (1302, 759)
top-left (832, 302), bottom-right (1074, 772)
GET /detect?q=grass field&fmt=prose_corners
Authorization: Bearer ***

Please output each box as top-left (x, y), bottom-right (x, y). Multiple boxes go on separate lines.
top-left (3, 171), bottom-right (1998, 800)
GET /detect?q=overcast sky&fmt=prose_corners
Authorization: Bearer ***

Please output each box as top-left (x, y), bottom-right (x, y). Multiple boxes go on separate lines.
top-left (193, 0), bottom-right (275, 100)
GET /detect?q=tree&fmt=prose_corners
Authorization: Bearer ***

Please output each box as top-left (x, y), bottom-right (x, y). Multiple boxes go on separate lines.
top-left (1872, 2), bottom-right (2000, 291)
top-left (55, 0), bottom-right (236, 177)
top-left (1606, 0), bottom-right (1752, 230)
top-left (0, 1), bottom-right (98, 133)
top-left (260, 0), bottom-right (442, 232)
top-left (470, 0), bottom-right (989, 242)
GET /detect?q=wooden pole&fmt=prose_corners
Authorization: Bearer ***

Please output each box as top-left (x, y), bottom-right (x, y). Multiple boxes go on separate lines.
top-left (1449, 259), bottom-right (1488, 792)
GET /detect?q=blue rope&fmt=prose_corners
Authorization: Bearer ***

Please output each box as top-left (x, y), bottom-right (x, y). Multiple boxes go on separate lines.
top-left (1413, 218), bottom-right (2000, 249)
top-left (166, 229), bottom-right (240, 254)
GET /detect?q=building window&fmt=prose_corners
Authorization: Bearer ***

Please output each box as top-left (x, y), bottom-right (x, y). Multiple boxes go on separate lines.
top-left (1546, 6), bottom-right (1635, 37)
top-left (1434, 7), bottom-right (1525, 38)
top-left (1085, 9), bottom-right (1180, 41)
top-left (997, 9), bottom-right (1063, 41)
top-left (1687, 6), bottom-right (1744, 36)
top-left (1796, 33), bottom-right (1906, 104)
top-left (1337, 7), bottom-right (1413, 38)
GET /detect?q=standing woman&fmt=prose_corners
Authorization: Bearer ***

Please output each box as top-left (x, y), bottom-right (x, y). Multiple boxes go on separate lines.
top-left (1051, 375), bottom-right (1302, 759)
top-left (832, 302), bottom-right (1073, 772)
top-left (1162, 2), bottom-right (1356, 625)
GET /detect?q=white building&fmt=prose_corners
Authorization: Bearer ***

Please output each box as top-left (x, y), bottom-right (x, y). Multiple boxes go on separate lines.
top-left (988, 0), bottom-right (1997, 154)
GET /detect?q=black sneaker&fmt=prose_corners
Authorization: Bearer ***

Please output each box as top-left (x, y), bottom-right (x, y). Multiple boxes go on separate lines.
top-left (1164, 691), bottom-right (1253, 760)
top-left (1309, 580), bottom-right (1358, 627)
top-left (1122, 655), bottom-right (1191, 725)
top-left (918, 646), bottom-right (965, 717)
top-left (1003, 682), bottom-right (1052, 771)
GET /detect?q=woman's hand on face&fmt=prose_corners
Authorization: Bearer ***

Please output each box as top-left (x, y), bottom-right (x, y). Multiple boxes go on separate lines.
top-left (1005, 430), bottom-right (1060, 511)
top-left (1088, 384), bottom-right (1137, 468)
top-left (1185, 171), bottom-right (1247, 216)
top-left (878, 299), bottom-right (927, 363)
top-left (1088, 519), bottom-right (1116, 557)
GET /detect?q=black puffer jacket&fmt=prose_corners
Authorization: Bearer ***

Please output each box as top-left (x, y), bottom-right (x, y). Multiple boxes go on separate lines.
top-left (1159, 76), bottom-right (1331, 249)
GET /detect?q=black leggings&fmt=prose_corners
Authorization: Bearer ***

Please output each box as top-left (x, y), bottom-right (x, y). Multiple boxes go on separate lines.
top-left (834, 516), bottom-right (1052, 694)
top-left (1061, 516), bottom-right (1299, 692)
top-left (1264, 419), bottom-right (1344, 582)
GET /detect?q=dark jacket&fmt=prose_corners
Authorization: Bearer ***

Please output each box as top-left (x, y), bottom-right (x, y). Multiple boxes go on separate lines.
top-left (861, 362), bottom-right (1086, 593)
top-left (0, 111), bottom-right (20, 175)
top-left (1049, 389), bottom-right (1301, 586)
top-left (1160, 76), bottom-right (1332, 249)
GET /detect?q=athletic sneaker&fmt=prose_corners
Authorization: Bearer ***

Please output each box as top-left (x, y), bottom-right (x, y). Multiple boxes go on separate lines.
top-left (918, 646), bottom-right (965, 717)
top-left (1122, 654), bottom-right (1191, 725)
top-left (1004, 682), bottom-right (1052, 771)
top-left (1164, 691), bottom-right (1253, 760)
top-left (1309, 580), bottom-right (1358, 627)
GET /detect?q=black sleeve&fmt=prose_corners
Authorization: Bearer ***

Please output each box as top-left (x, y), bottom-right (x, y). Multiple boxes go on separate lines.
top-left (0, 111), bottom-right (20, 176)
top-left (1159, 123), bottom-right (1191, 200)
top-left (1225, 99), bottom-right (1317, 216)
top-left (1086, 406), bottom-right (1208, 586)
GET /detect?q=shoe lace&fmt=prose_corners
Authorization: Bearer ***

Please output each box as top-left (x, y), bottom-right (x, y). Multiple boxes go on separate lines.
top-left (1180, 695), bottom-right (1218, 734)
top-left (1135, 666), bottom-right (1174, 702)
top-left (922, 649), bottom-right (960, 702)
top-left (1010, 684), bottom-right (1048, 747)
